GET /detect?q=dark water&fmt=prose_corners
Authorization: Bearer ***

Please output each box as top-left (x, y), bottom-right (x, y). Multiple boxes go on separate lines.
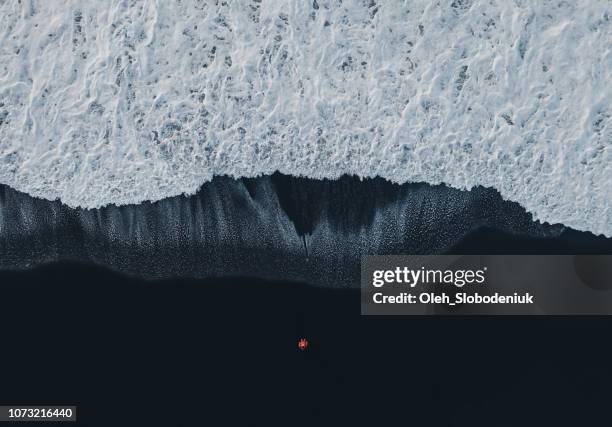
top-left (1, 261), bottom-right (611, 426)
top-left (450, 226), bottom-right (612, 254)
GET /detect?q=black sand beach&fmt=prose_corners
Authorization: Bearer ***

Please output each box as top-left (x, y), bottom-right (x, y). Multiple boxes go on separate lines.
top-left (1, 262), bottom-right (611, 426)
top-left (1, 175), bottom-right (610, 425)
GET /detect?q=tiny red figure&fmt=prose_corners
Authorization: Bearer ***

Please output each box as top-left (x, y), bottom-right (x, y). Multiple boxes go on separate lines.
top-left (297, 338), bottom-right (308, 350)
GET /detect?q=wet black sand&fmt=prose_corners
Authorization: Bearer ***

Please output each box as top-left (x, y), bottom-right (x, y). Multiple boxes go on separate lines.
top-left (1, 175), bottom-right (610, 425)
top-left (1, 174), bottom-right (609, 287)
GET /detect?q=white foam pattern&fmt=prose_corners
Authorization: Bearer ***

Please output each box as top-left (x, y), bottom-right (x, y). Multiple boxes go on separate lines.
top-left (0, 0), bottom-right (610, 235)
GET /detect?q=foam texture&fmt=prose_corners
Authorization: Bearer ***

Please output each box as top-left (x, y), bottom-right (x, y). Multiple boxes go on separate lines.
top-left (0, 1), bottom-right (610, 235)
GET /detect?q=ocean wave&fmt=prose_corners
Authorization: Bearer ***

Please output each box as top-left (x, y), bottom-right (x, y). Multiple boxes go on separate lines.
top-left (0, 1), bottom-right (610, 235)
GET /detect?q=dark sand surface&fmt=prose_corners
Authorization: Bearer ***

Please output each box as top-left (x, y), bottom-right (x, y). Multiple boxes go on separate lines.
top-left (0, 262), bottom-right (611, 426)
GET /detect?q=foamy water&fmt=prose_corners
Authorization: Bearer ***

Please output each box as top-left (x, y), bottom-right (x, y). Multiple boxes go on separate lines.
top-left (0, 1), bottom-right (610, 235)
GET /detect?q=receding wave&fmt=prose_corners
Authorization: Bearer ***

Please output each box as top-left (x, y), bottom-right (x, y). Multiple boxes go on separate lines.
top-left (2, 174), bottom-right (597, 287)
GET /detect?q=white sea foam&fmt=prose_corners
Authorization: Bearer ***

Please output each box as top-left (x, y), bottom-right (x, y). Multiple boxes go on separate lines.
top-left (0, 0), bottom-right (610, 235)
